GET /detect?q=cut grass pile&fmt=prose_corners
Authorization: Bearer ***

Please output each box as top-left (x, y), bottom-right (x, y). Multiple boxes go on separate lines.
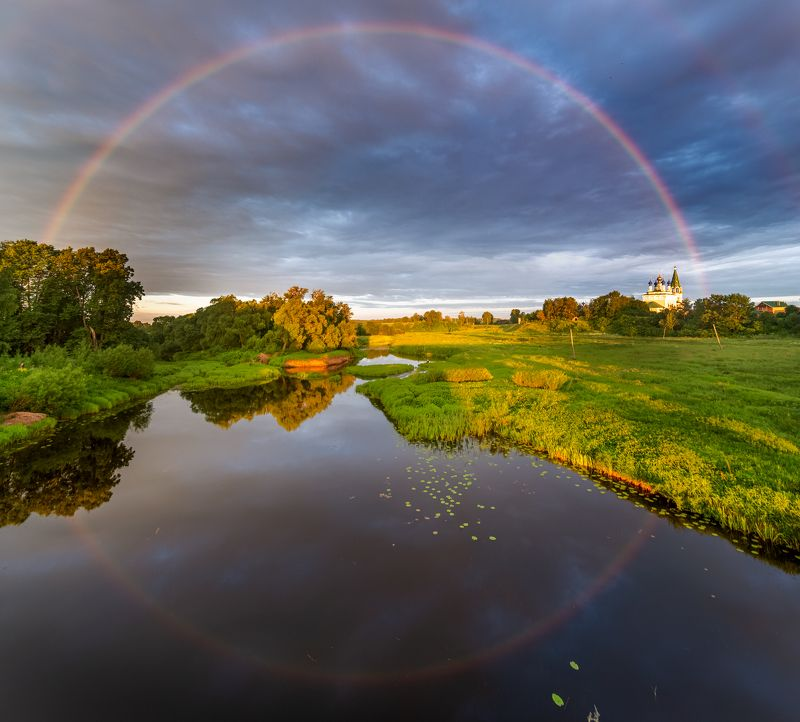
top-left (359, 330), bottom-right (800, 548)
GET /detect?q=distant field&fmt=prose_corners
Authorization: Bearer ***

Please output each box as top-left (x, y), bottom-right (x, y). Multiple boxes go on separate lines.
top-left (359, 327), bottom-right (800, 548)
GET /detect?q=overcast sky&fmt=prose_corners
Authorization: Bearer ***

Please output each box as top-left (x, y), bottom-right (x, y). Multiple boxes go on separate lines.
top-left (1, 0), bottom-right (798, 319)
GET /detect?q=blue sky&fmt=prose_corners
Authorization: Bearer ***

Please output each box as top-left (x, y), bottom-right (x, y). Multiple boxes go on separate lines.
top-left (1, 0), bottom-right (798, 319)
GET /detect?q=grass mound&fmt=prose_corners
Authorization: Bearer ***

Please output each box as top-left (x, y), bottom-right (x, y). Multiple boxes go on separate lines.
top-left (444, 367), bottom-right (493, 382)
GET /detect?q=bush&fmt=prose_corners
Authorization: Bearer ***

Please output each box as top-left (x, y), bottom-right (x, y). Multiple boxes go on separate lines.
top-left (512, 369), bottom-right (569, 390)
top-left (0, 370), bottom-right (24, 409)
top-left (30, 345), bottom-right (72, 369)
top-left (11, 366), bottom-right (88, 415)
top-left (444, 367), bottom-right (493, 382)
top-left (94, 344), bottom-right (155, 379)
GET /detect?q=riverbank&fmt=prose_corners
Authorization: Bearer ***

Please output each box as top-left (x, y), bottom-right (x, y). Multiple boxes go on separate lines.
top-left (358, 328), bottom-right (800, 548)
top-left (0, 354), bottom-right (285, 450)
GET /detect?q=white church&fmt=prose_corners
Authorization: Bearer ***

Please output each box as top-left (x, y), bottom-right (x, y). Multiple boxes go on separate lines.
top-left (642, 267), bottom-right (683, 312)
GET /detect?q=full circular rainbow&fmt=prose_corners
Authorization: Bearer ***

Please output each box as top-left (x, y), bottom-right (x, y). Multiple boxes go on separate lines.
top-left (41, 20), bottom-right (703, 288)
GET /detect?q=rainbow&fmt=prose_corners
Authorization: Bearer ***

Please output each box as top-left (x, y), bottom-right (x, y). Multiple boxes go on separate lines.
top-left (41, 20), bottom-right (703, 286)
top-left (70, 488), bottom-right (657, 686)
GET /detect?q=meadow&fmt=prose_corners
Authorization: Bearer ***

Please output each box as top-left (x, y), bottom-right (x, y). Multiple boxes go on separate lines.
top-left (358, 326), bottom-right (800, 548)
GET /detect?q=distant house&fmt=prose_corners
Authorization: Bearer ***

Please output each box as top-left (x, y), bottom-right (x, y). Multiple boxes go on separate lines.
top-left (642, 266), bottom-right (683, 312)
top-left (755, 301), bottom-right (787, 314)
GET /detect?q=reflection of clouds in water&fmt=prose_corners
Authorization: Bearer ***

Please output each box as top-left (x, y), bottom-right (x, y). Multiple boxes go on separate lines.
top-left (60, 389), bottom-right (670, 687)
top-left (358, 353), bottom-right (422, 366)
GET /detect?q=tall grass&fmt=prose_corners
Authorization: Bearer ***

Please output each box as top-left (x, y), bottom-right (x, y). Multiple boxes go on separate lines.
top-left (512, 369), bottom-right (569, 390)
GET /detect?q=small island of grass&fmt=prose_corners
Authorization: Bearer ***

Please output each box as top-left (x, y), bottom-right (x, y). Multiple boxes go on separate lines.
top-left (344, 363), bottom-right (414, 379)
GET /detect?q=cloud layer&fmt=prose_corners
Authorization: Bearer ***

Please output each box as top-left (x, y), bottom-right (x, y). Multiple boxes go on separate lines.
top-left (1, 0), bottom-right (798, 317)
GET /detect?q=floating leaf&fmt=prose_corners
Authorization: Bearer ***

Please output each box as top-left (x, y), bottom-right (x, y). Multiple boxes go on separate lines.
top-left (569, 660), bottom-right (579, 670)
top-left (488, 536), bottom-right (497, 541)
top-left (471, 535), bottom-right (478, 542)
top-left (551, 693), bottom-right (565, 707)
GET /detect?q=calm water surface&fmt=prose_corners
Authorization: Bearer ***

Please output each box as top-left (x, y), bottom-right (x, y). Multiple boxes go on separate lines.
top-left (1, 370), bottom-right (798, 721)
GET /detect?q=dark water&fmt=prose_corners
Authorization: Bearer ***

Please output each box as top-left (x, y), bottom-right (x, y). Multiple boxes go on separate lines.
top-left (1, 372), bottom-right (798, 721)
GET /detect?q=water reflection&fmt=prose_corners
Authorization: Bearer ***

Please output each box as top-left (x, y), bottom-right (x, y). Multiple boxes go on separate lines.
top-left (0, 403), bottom-right (152, 527)
top-left (181, 374), bottom-right (355, 430)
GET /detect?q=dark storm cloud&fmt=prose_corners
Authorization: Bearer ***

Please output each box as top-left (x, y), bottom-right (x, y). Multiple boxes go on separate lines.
top-left (1, 0), bottom-right (798, 316)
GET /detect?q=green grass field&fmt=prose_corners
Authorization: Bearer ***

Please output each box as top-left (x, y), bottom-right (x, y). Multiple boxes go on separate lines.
top-left (358, 327), bottom-right (800, 548)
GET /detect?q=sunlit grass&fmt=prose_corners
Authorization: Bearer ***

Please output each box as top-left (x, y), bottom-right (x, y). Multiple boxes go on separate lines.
top-left (1, 355), bottom-right (282, 449)
top-left (360, 331), bottom-right (800, 547)
top-left (345, 363), bottom-right (414, 378)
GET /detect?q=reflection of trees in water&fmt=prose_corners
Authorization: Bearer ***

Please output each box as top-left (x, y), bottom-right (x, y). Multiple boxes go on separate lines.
top-left (182, 374), bottom-right (354, 431)
top-left (0, 403), bottom-right (152, 527)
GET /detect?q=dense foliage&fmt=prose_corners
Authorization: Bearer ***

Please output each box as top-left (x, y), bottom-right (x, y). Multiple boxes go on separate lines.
top-left (356, 292), bottom-right (799, 337)
top-left (0, 239), bottom-right (144, 352)
top-left (149, 286), bottom-right (356, 359)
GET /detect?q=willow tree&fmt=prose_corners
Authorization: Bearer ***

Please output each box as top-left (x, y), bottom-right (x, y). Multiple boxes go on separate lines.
top-left (273, 286), bottom-right (355, 352)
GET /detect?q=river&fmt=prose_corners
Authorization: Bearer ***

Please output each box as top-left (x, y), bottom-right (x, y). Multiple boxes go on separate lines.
top-left (0, 367), bottom-right (798, 721)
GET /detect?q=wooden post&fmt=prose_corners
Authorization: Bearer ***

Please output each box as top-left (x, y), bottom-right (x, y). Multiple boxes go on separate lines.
top-left (569, 327), bottom-right (576, 359)
top-left (712, 323), bottom-right (722, 348)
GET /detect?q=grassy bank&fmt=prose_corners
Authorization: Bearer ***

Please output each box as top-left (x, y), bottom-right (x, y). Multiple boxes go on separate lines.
top-left (358, 328), bottom-right (800, 548)
top-left (345, 363), bottom-right (414, 379)
top-left (0, 354), bottom-right (282, 450)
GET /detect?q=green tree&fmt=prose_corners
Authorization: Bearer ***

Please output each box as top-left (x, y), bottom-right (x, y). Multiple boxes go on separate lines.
top-left (481, 311), bottom-right (494, 325)
top-left (586, 291), bottom-right (638, 332)
top-left (541, 297), bottom-right (578, 321)
top-left (699, 294), bottom-right (755, 334)
top-left (423, 309), bottom-right (443, 327)
top-left (0, 271), bottom-right (20, 353)
top-left (0, 239), bottom-right (58, 351)
top-left (272, 287), bottom-right (355, 352)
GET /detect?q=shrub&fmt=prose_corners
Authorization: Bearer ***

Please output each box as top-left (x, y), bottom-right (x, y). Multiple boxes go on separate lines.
top-left (94, 344), bottom-right (155, 379)
top-left (30, 345), bottom-right (72, 369)
top-left (12, 366), bottom-right (88, 415)
top-left (444, 367), bottom-right (493, 382)
top-left (0, 371), bottom-right (24, 410)
top-left (512, 369), bottom-right (569, 390)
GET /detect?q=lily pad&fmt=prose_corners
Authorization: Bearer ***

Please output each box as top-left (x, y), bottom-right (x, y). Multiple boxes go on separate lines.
top-left (551, 693), bottom-right (565, 707)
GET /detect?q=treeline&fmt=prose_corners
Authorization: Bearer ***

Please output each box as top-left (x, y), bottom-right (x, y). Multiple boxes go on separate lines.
top-left (149, 286), bottom-right (356, 360)
top-left (533, 291), bottom-right (800, 336)
top-left (357, 310), bottom-right (494, 336)
top-left (0, 240), bottom-right (357, 360)
top-left (0, 239), bottom-right (144, 353)
top-left (358, 292), bottom-right (799, 337)
top-left (0, 240), bottom-right (358, 423)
